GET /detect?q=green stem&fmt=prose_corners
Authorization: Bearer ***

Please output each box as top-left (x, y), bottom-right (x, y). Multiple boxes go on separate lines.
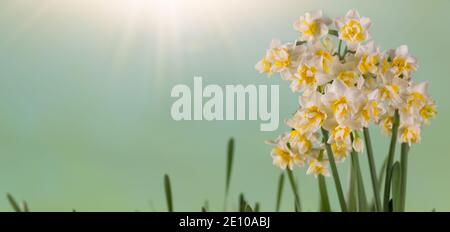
top-left (351, 150), bottom-right (368, 212)
top-left (363, 127), bottom-right (381, 211)
top-left (286, 169), bottom-right (302, 212)
top-left (321, 128), bottom-right (347, 212)
top-left (275, 173), bottom-right (285, 212)
top-left (337, 40), bottom-right (343, 59)
top-left (328, 29), bottom-right (339, 37)
top-left (400, 143), bottom-right (410, 212)
top-left (318, 174), bottom-right (331, 212)
top-left (383, 110), bottom-right (400, 211)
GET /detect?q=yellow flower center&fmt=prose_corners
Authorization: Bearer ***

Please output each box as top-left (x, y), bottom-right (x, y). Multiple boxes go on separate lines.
top-left (380, 57), bottom-right (391, 75)
top-left (380, 84), bottom-right (399, 100)
top-left (382, 116), bottom-right (393, 134)
top-left (392, 56), bottom-right (413, 75)
top-left (407, 92), bottom-right (426, 109)
top-left (358, 54), bottom-right (379, 74)
top-left (261, 57), bottom-right (272, 73)
top-left (302, 20), bottom-right (318, 36)
top-left (273, 147), bottom-right (291, 164)
top-left (331, 96), bottom-right (349, 118)
top-left (316, 50), bottom-right (332, 73)
top-left (310, 161), bottom-right (325, 174)
top-left (303, 106), bottom-right (326, 128)
top-left (298, 64), bottom-right (317, 86)
top-left (337, 71), bottom-right (356, 86)
top-left (341, 19), bottom-right (365, 42)
top-left (273, 48), bottom-right (291, 68)
top-left (332, 125), bottom-right (351, 142)
top-left (420, 104), bottom-right (437, 121)
top-left (400, 127), bottom-right (419, 144)
top-left (331, 143), bottom-right (348, 159)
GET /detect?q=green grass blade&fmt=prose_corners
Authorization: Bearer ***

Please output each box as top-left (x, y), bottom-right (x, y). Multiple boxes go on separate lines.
top-left (318, 175), bottom-right (331, 212)
top-left (286, 169), bottom-right (302, 212)
top-left (275, 173), bottom-right (285, 212)
top-left (254, 202), bottom-right (260, 212)
top-left (224, 138), bottom-right (234, 210)
top-left (225, 138), bottom-right (234, 196)
top-left (201, 200), bottom-right (209, 212)
top-left (6, 193), bottom-right (22, 212)
top-left (164, 174), bottom-right (174, 212)
top-left (239, 193), bottom-right (246, 212)
top-left (23, 201), bottom-right (29, 212)
top-left (391, 162), bottom-right (402, 212)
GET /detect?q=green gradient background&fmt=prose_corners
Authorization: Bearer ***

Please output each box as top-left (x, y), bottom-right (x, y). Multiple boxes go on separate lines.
top-left (0, 0), bottom-right (448, 211)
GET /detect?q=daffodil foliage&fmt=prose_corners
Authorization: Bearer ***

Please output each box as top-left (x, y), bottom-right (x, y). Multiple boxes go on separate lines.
top-left (256, 10), bottom-right (437, 178)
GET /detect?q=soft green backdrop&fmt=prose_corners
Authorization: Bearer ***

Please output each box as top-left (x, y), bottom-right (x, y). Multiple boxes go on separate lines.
top-left (0, 0), bottom-right (448, 211)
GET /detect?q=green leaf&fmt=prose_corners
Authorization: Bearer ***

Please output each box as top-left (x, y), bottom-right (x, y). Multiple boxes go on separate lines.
top-left (164, 174), bottom-right (174, 212)
top-left (254, 202), bottom-right (260, 212)
top-left (318, 175), bottom-right (331, 212)
top-left (275, 173), bottom-right (285, 212)
top-left (23, 201), bottom-right (29, 212)
top-left (6, 193), bottom-right (21, 212)
top-left (239, 193), bottom-right (246, 212)
top-left (201, 200), bottom-right (209, 212)
top-left (391, 162), bottom-right (402, 212)
top-left (225, 138), bottom-right (234, 197)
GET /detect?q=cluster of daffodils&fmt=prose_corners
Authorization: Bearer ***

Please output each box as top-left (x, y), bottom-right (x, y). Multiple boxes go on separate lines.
top-left (256, 10), bottom-right (437, 177)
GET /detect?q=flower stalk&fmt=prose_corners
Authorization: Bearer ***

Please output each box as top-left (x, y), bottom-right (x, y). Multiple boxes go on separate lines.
top-left (286, 169), bottom-right (302, 211)
top-left (383, 110), bottom-right (400, 211)
top-left (400, 142), bottom-right (410, 211)
top-left (322, 128), bottom-right (347, 212)
top-left (363, 127), bottom-right (381, 211)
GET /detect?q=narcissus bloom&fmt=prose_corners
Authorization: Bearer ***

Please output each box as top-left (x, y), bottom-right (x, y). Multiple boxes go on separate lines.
top-left (258, 9), bottom-right (436, 176)
top-left (307, 159), bottom-right (330, 177)
top-left (293, 10), bottom-right (331, 42)
top-left (335, 9), bottom-right (371, 50)
top-left (391, 45), bottom-right (418, 78)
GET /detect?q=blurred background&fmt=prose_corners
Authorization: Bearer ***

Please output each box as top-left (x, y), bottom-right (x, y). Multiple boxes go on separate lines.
top-left (0, 0), bottom-right (448, 211)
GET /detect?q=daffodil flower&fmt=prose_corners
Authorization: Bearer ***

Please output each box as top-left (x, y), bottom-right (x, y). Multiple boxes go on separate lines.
top-left (335, 9), bottom-right (371, 50)
top-left (293, 10), bottom-right (331, 42)
top-left (266, 134), bottom-right (306, 170)
top-left (306, 159), bottom-right (331, 177)
top-left (290, 59), bottom-right (332, 94)
top-left (306, 37), bottom-right (336, 73)
top-left (391, 45), bottom-right (417, 78)
top-left (287, 92), bottom-right (328, 133)
top-left (398, 117), bottom-right (421, 145)
top-left (356, 41), bottom-right (381, 75)
top-left (322, 79), bottom-right (364, 124)
top-left (378, 71), bottom-right (409, 108)
top-left (259, 9), bottom-right (437, 182)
